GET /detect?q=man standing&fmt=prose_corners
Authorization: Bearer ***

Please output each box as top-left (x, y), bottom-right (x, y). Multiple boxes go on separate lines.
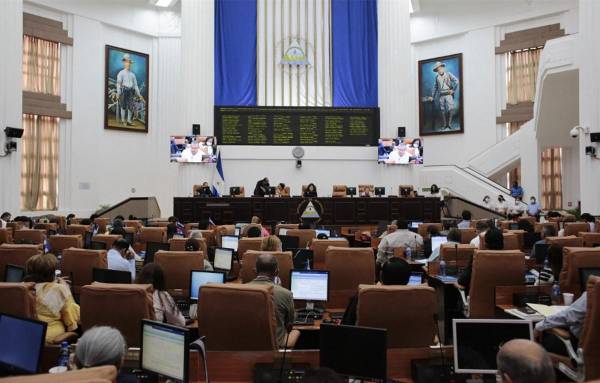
top-left (427, 61), bottom-right (459, 130)
top-left (511, 181), bottom-right (524, 201)
top-left (528, 196), bottom-right (542, 218)
top-left (116, 53), bottom-right (144, 126)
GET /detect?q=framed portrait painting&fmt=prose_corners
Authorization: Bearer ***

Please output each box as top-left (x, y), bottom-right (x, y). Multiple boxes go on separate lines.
top-left (104, 45), bottom-right (149, 133)
top-left (418, 53), bottom-right (463, 136)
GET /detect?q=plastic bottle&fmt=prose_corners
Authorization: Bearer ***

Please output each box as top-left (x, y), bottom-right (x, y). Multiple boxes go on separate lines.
top-left (43, 239), bottom-right (50, 254)
top-left (543, 256), bottom-right (550, 270)
top-left (405, 246), bottom-right (412, 262)
top-left (551, 281), bottom-right (561, 304)
top-left (305, 258), bottom-right (311, 270)
top-left (55, 270), bottom-right (62, 281)
top-left (57, 341), bottom-right (70, 368)
top-left (439, 258), bottom-right (447, 277)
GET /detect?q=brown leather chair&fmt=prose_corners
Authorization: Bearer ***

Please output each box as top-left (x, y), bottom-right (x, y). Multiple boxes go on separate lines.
top-left (332, 185), bottom-right (347, 197)
top-left (325, 247), bottom-right (375, 308)
top-left (48, 235), bottom-right (83, 253)
top-left (503, 231), bottom-right (523, 250)
top-left (286, 229), bottom-right (316, 248)
top-left (498, 220), bottom-right (512, 230)
top-left (518, 216), bottom-right (536, 227)
top-left (358, 184), bottom-right (374, 197)
top-left (123, 220), bottom-right (143, 231)
top-left (467, 250), bottom-right (526, 318)
top-left (231, 186), bottom-right (245, 197)
top-left (357, 284), bottom-right (436, 347)
top-left (91, 234), bottom-right (122, 249)
top-left (0, 244), bottom-right (41, 280)
top-left (61, 248), bottom-right (108, 295)
top-left (398, 185), bottom-right (414, 197)
top-left (237, 237), bottom-right (263, 259)
top-left (459, 228), bottom-right (477, 244)
top-left (0, 282), bottom-right (37, 319)
top-left (139, 227), bottom-right (167, 244)
top-left (183, 223), bottom-right (199, 236)
top-left (559, 247), bottom-right (600, 297)
top-left (275, 224), bottom-right (299, 235)
top-left (154, 251), bottom-right (204, 297)
top-left (581, 232), bottom-right (600, 247)
top-left (240, 250), bottom-right (293, 288)
top-left (547, 235), bottom-right (584, 248)
top-left (14, 229), bottom-right (46, 245)
top-left (66, 224), bottom-right (90, 238)
top-left (215, 225), bottom-right (235, 246)
top-left (196, 283), bottom-right (279, 350)
top-left (440, 244), bottom-right (476, 269)
top-left (94, 218), bottom-right (110, 234)
top-left (33, 223), bottom-right (58, 233)
top-left (0, 366), bottom-right (118, 383)
top-left (80, 283), bottom-right (154, 347)
top-left (534, 221), bottom-right (559, 233)
top-left (477, 233), bottom-right (519, 250)
top-left (311, 238), bottom-right (350, 265)
top-left (564, 222), bottom-right (591, 237)
top-left (0, 229), bottom-right (12, 245)
top-left (169, 237), bottom-right (208, 256)
top-left (418, 223), bottom-right (443, 239)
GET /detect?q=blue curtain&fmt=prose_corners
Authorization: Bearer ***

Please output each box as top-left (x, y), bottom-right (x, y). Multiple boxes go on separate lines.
top-left (331, 0), bottom-right (378, 107)
top-left (214, 0), bottom-right (257, 106)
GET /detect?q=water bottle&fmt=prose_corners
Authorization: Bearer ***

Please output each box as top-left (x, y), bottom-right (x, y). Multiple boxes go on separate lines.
top-left (44, 239), bottom-right (50, 254)
top-left (405, 246), bottom-right (412, 262)
top-left (57, 341), bottom-right (70, 368)
top-left (543, 256), bottom-right (550, 270)
top-left (439, 258), bottom-right (447, 277)
top-left (305, 258), bottom-right (311, 270)
top-left (55, 270), bottom-right (62, 281)
top-left (551, 282), bottom-right (561, 304)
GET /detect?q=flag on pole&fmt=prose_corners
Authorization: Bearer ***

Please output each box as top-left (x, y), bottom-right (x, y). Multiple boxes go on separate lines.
top-left (211, 149), bottom-right (225, 197)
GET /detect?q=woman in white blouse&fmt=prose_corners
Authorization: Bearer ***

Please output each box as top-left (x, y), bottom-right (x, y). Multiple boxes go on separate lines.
top-left (135, 263), bottom-right (186, 327)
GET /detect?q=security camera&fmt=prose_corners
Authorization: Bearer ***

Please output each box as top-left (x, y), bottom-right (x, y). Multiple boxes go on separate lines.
top-left (570, 127), bottom-right (580, 138)
top-left (4, 127), bottom-right (24, 138)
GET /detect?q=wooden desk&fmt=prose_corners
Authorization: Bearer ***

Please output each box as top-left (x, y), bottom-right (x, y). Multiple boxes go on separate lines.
top-left (173, 196), bottom-right (441, 226)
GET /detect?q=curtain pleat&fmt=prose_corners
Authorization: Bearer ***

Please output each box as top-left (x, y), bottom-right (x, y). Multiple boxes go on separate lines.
top-left (541, 147), bottom-right (562, 210)
top-left (506, 48), bottom-right (541, 105)
top-left (23, 35), bottom-right (60, 95)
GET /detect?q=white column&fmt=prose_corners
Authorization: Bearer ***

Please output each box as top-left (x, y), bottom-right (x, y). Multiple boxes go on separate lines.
top-left (578, 0), bottom-right (600, 214)
top-left (0, 0), bottom-right (23, 213)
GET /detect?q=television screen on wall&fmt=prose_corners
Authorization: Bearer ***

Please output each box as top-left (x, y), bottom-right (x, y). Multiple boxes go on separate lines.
top-left (377, 137), bottom-right (423, 165)
top-left (170, 136), bottom-right (217, 163)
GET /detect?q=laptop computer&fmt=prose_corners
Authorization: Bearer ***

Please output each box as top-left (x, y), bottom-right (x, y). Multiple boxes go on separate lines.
top-left (180, 270), bottom-right (227, 318)
top-left (144, 242), bottom-right (170, 265)
top-left (0, 313), bottom-right (47, 375)
top-left (4, 264), bottom-right (24, 283)
top-left (92, 268), bottom-right (131, 284)
top-left (221, 235), bottom-right (239, 252)
top-left (408, 272), bottom-right (424, 286)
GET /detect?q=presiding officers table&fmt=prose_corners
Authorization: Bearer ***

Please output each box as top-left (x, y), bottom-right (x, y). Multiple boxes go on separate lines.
top-left (173, 196), bottom-right (441, 225)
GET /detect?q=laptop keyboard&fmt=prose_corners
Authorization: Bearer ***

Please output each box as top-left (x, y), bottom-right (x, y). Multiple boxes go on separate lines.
top-left (177, 301), bottom-right (190, 319)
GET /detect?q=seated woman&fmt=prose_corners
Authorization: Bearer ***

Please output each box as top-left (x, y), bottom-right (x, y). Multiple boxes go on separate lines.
top-left (261, 235), bottom-right (282, 252)
top-left (74, 326), bottom-right (139, 383)
top-left (276, 183), bottom-right (289, 197)
top-left (303, 183), bottom-right (318, 198)
top-left (185, 236), bottom-right (214, 271)
top-left (24, 253), bottom-right (80, 343)
top-left (135, 263), bottom-right (186, 327)
top-left (251, 216), bottom-right (270, 237)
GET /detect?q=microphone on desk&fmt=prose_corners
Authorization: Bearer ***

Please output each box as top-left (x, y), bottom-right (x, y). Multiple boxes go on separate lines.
top-left (432, 314), bottom-right (449, 380)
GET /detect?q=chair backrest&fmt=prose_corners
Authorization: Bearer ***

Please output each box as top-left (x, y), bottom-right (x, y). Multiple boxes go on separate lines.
top-left (169, 237), bottom-right (207, 256)
top-left (332, 185), bottom-right (347, 197)
top-left (61, 248), bottom-right (108, 294)
top-left (534, 222), bottom-right (559, 234)
top-left (0, 244), bottom-right (41, 280)
top-left (518, 216), bottom-right (536, 227)
top-left (123, 220), bottom-right (143, 230)
top-left (311, 238), bottom-right (350, 264)
top-left (440, 244), bottom-right (476, 269)
top-left (279, 186), bottom-right (291, 197)
top-left (0, 228), bottom-right (12, 245)
top-left (285, 229), bottom-right (316, 248)
top-left (358, 184), bottom-right (374, 196)
top-left (418, 223), bottom-right (443, 239)
top-left (559, 247), bottom-right (600, 297)
top-left (154, 251), bottom-right (204, 296)
top-left (94, 218), bottom-right (110, 234)
top-left (564, 222), bottom-right (591, 237)
top-left (325, 247), bottom-right (375, 308)
top-left (240, 250), bottom-right (293, 288)
top-left (237, 237), bottom-right (263, 258)
top-left (0, 366), bottom-right (118, 383)
top-left (66, 224), bottom-right (90, 237)
top-left (469, 250), bottom-right (526, 318)
top-left (14, 229), bottom-right (46, 245)
top-left (547, 235), bottom-right (584, 248)
top-left (502, 233), bottom-right (520, 250)
top-left (0, 282), bottom-right (36, 319)
top-left (459, 228), bottom-right (477, 244)
top-left (215, 225), bottom-right (235, 246)
top-left (80, 283), bottom-right (154, 347)
top-left (581, 275), bottom-right (600, 380)
top-left (183, 223), bottom-right (199, 236)
top-left (241, 224), bottom-right (262, 237)
top-left (357, 284), bottom-right (436, 348)
top-left (231, 186), bottom-right (246, 197)
top-left (275, 224), bottom-right (299, 235)
top-left (48, 235), bottom-right (83, 253)
top-left (196, 283), bottom-right (277, 351)
top-left (582, 232), bottom-right (600, 247)
top-left (91, 234), bottom-right (122, 249)
top-left (139, 227), bottom-right (167, 244)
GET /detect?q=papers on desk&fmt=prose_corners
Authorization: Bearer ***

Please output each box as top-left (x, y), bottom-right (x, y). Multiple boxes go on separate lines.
top-left (505, 304), bottom-right (568, 322)
top-left (505, 307), bottom-right (544, 322)
top-left (435, 275), bottom-right (458, 283)
top-left (414, 259), bottom-right (428, 264)
top-left (526, 303), bottom-right (568, 317)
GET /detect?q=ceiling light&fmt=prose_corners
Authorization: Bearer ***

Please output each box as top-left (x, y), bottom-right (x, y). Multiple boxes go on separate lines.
top-left (155, 0), bottom-right (175, 7)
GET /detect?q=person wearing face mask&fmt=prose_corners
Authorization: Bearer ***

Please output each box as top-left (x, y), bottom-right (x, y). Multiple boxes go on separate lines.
top-left (482, 195), bottom-right (492, 209)
top-left (527, 196), bottom-right (542, 219)
top-left (495, 195), bottom-right (507, 215)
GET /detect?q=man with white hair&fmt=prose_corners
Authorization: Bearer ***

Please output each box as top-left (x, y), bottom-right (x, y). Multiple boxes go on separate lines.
top-left (179, 141), bottom-right (203, 162)
top-left (386, 142), bottom-right (411, 164)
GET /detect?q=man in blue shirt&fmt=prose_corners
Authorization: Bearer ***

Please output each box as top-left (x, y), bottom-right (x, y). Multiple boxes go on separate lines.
top-left (527, 196), bottom-right (542, 218)
top-left (510, 181), bottom-right (524, 201)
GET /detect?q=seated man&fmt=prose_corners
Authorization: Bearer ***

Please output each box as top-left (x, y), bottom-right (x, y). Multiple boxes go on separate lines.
top-left (458, 210), bottom-right (472, 229)
top-left (457, 228), bottom-right (504, 295)
top-left (470, 220), bottom-right (490, 248)
top-left (581, 213), bottom-right (597, 233)
top-left (342, 257), bottom-right (411, 325)
top-left (248, 254), bottom-right (298, 348)
top-left (527, 196), bottom-right (542, 218)
top-left (107, 238), bottom-right (136, 281)
top-left (496, 339), bottom-right (555, 383)
top-left (376, 219), bottom-right (423, 265)
top-left (428, 228), bottom-right (461, 262)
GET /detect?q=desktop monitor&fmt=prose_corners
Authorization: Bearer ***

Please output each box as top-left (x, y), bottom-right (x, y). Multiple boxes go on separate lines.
top-left (408, 272), bottom-right (423, 286)
top-left (89, 241), bottom-right (106, 250)
top-left (229, 187), bottom-right (241, 196)
top-left (431, 235), bottom-right (447, 254)
top-left (278, 228), bottom-right (289, 236)
top-left (315, 229), bottom-right (331, 238)
top-left (346, 187), bottom-right (357, 197)
top-left (579, 267), bottom-right (600, 292)
top-left (221, 235), bottom-right (239, 252)
top-left (410, 221), bottom-right (423, 229)
top-left (145, 242), bottom-right (170, 265)
top-left (374, 187), bottom-right (385, 196)
top-left (280, 235), bottom-right (300, 251)
top-left (0, 314), bottom-right (47, 374)
top-left (92, 268), bottom-right (131, 284)
top-left (268, 186), bottom-right (276, 195)
top-left (453, 319), bottom-right (533, 374)
top-left (141, 320), bottom-right (189, 382)
top-left (533, 243), bottom-right (551, 265)
top-left (213, 247), bottom-right (233, 271)
top-left (4, 264), bottom-right (24, 283)
top-left (234, 227), bottom-right (241, 236)
top-left (189, 270), bottom-right (226, 302)
top-left (290, 270), bottom-right (329, 302)
top-left (320, 323), bottom-right (387, 381)
top-left (509, 223), bottom-right (520, 230)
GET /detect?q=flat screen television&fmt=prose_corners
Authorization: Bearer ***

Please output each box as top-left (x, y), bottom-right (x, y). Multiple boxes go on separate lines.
top-left (170, 135), bottom-right (217, 163)
top-left (378, 137), bottom-right (423, 165)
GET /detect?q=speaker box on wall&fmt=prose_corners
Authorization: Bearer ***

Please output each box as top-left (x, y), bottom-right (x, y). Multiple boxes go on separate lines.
top-left (397, 127), bottom-right (406, 138)
top-left (591, 132), bottom-right (600, 142)
top-left (192, 124), bottom-right (201, 135)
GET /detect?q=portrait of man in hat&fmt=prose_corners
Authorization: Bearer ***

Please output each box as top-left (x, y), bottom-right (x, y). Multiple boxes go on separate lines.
top-left (105, 45), bottom-right (149, 132)
top-left (418, 53), bottom-right (463, 136)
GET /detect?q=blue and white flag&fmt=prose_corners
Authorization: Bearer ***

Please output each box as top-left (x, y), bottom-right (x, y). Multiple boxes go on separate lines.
top-left (211, 149), bottom-right (225, 197)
